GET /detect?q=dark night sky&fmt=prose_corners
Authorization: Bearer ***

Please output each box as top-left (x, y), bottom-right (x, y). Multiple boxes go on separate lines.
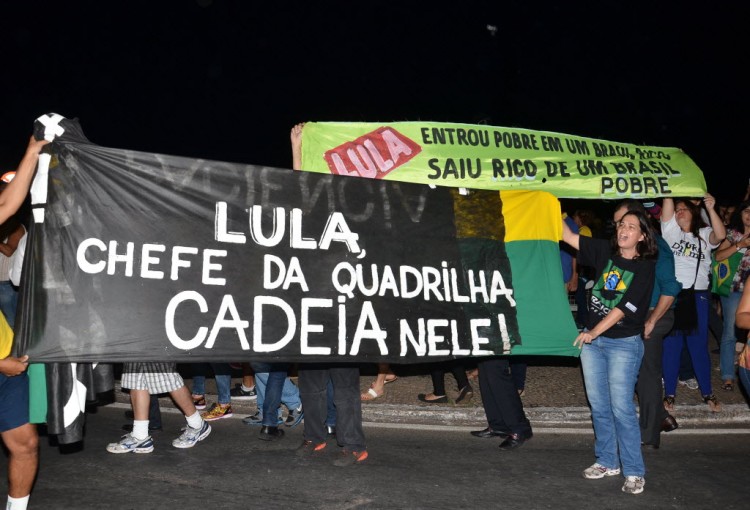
top-left (3, 1), bottom-right (748, 201)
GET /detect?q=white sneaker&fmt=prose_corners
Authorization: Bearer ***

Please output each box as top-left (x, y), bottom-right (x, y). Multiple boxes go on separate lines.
top-left (678, 378), bottom-right (699, 390)
top-left (622, 476), bottom-right (645, 494)
top-left (583, 463), bottom-right (621, 479)
top-left (106, 433), bottom-right (154, 454)
top-left (172, 420), bottom-right (211, 449)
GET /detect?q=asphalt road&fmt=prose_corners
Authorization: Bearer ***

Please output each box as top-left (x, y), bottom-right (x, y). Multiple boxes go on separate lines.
top-left (0, 404), bottom-right (746, 509)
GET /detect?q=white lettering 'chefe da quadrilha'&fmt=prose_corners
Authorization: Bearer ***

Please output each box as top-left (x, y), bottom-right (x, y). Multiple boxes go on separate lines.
top-left (74, 204), bottom-right (516, 357)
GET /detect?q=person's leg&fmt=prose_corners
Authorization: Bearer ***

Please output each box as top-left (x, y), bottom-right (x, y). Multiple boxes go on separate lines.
top-left (131, 389), bottom-right (151, 421)
top-left (325, 376), bottom-right (336, 429)
top-left (254, 372), bottom-right (268, 414)
top-left (448, 361), bottom-right (470, 391)
top-left (478, 357), bottom-right (531, 438)
top-left (169, 383), bottom-right (211, 448)
top-left (580, 340), bottom-right (618, 470)
top-left (637, 310), bottom-right (673, 447)
top-left (361, 363), bottom-right (389, 399)
top-left (428, 363), bottom-right (447, 396)
top-left (281, 377), bottom-right (302, 410)
top-left (168, 385), bottom-right (198, 417)
top-left (677, 342), bottom-right (696, 382)
top-left (191, 363), bottom-right (207, 396)
top-left (211, 363), bottom-right (233, 405)
top-left (604, 335), bottom-right (645, 477)
top-left (262, 364), bottom-right (287, 427)
top-left (330, 365), bottom-right (366, 452)
top-left (477, 358), bottom-right (509, 433)
top-left (661, 331), bottom-right (683, 399)
top-left (148, 393), bottom-right (162, 429)
top-left (1, 423), bottom-right (38, 499)
top-left (719, 292), bottom-right (741, 384)
top-left (510, 358), bottom-right (527, 393)
top-left (708, 295), bottom-right (724, 350)
top-left (190, 363), bottom-right (208, 409)
top-left (739, 365), bottom-right (750, 395)
top-left (298, 364), bottom-right (328, 444)
top-left (242, 363), bottom-right (255, 390)
top-left (686, 292), bottom-right (714, 397)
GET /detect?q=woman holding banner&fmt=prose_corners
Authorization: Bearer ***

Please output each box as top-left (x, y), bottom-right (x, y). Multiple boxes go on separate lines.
top-left (562, 208), bottom-right (657, 495)
top-left (660, 195), bottom-right (725, 412)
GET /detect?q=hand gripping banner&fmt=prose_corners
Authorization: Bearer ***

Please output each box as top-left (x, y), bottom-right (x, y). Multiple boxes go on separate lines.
top-left (14, 116), bottom-right (580, 363)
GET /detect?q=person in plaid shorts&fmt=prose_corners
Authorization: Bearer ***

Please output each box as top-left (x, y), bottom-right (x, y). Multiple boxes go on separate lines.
top-left (107, 362), bottom-right (211, 453)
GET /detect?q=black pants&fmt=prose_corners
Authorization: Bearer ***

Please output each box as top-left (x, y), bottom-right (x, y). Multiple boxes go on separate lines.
top-left (478, 357), bottom-right (532, 437)
top-left (430, 360), bottom-right (470, 395)
top-left (298, 364), bottom-right (365, 451)
top-left (637, 309), bottom-right (673, 446)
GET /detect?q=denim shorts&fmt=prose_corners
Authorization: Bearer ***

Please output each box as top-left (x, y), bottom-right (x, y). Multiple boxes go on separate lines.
top-left (0, 372), bottom-right (29, 432)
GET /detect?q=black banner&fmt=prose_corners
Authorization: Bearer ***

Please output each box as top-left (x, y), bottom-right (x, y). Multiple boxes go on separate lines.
top-left (16, 119), bottom-right (520, 363)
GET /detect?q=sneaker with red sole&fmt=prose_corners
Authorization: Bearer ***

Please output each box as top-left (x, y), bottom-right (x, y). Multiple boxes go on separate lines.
top-left (295, 440), bottom-right (327, 457)
top-left (333, 449), bottom-right (368, 467)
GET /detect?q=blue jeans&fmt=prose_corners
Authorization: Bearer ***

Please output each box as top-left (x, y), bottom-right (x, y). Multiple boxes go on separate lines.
top-left (719, 292), bottom-right (742, 382)
top-left (580, 334), bottom-right (645, 477)
top-left (191, 363), bottom-right (232, 404)
top-left (0, 281), bottom-right (18, 329)
top-left (251, 362), bottom-right (300, 427)
top-left (739, 366), bottom-right (750, 396)
top-left (326, 377), bottom-right (336, 427)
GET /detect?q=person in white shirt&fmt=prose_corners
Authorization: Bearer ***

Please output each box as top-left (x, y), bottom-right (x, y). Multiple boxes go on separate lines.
top-left (660, 194), bottom-right (726, 412)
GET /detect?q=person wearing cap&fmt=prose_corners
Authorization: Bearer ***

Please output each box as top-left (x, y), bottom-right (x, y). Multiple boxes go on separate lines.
top-left (0, 134), bottom-right (48, 510)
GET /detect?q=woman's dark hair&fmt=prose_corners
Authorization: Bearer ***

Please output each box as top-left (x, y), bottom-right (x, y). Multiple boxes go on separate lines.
top-left (615, 199), bottom-right (660, 233)
top-left (610, 210), bottom-right (658, 260)
top-left (728, 200), bottom-right (750, 232)
top-left (674, 198), bottom-right (705, 237)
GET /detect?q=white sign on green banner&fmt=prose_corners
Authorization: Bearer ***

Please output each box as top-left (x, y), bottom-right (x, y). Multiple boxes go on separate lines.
top-left (300, 121), bottom-right (706, 198)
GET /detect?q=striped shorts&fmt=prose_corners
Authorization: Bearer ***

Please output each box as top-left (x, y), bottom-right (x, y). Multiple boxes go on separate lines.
top-left (121, 362), bottom-right (184, 394)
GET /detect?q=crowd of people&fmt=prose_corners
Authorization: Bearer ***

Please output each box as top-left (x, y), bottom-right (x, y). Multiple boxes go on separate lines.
top-left (1, 125), bottom-right (749, 507)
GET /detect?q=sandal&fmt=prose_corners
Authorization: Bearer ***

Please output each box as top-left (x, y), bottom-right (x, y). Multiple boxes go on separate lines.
top-left (384, 375), bottom-right (399, 385)
top-left (360, 386), bottom-right (384, 401)
top-left (455, 385), bottom-right (474, 404)
top-left (722, 381), bottom-right (734, 391)
top-left (663, 395), bottom-right (675, 412)
top-left (703, 394), bottom-right (722, 413)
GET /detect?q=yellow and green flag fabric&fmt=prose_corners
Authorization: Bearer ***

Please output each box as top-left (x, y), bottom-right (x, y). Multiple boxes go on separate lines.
top-left (500, 190), bottom-right (579, 355)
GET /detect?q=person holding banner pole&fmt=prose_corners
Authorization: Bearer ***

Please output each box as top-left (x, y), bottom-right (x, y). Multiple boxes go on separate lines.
top-left (0, 134), bottom-right (49, 510)
top-left (450, 188), bottom-right (533, 451)
top-left (290, 123), bottom-right (367, 466)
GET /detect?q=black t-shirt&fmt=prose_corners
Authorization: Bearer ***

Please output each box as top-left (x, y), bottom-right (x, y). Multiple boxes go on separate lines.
top-left (579, 236), bottom-right (655, 338)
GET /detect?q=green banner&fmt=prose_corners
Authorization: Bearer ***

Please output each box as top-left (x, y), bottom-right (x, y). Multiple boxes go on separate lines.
top-left (301, 121), bottom-right (706, 199)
